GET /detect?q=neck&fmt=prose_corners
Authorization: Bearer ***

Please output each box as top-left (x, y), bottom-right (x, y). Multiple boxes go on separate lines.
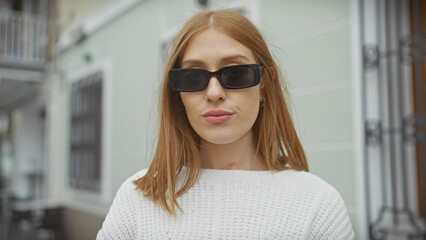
top-left (200, 130), bottom-right (267, 170)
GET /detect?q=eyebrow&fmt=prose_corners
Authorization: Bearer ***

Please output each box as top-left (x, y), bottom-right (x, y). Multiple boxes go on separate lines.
top-left (181, 54), bottom-right (251, 68)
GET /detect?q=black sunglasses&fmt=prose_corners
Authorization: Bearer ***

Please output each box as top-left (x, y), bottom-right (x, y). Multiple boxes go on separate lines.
top-left (168, 64), bottom-right (261, 92)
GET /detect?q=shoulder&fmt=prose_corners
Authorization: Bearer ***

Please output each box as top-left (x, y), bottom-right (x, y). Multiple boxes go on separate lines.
top-left (97, 168), bottom-right (150, 240)
top-left (276, 169), bottom-right (339, 196)
top-left (277, 170), bottom-right (354, 238)
top-left (127, 168), bottom-right (149, 182)
top-left (275, 169), bottom-right (347, 214)
top-left (300, 171), bottom-right (345, 203)
top-left (289, 171), bottom-right (355, 239)
top-left (118, 168), bottom-right (149, 192)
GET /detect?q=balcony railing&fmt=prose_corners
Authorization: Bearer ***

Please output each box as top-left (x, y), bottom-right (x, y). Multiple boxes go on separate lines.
top-left (0, 8), bottom-right (48, 69)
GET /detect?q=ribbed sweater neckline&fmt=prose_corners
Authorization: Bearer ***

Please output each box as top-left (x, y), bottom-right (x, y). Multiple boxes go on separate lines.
top-left (180, 166), bottom-right (295, 182)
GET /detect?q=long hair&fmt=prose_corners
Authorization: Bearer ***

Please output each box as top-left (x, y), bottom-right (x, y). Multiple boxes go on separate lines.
top-left (134, 9), bottom-right (308, 217)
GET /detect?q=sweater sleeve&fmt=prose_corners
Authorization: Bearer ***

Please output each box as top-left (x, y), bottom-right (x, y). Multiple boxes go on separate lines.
top-left (96, 177), bottom-right (139, 240)
top-left (307, 185), bottom-right (355, 240)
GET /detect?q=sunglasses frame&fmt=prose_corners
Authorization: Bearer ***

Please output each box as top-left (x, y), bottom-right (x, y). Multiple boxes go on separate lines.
top-left (168, 64), bottom-right (262, 92)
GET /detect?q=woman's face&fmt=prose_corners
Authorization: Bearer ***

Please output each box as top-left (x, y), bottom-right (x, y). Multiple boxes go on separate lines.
top-left (179, 28), bottom-right (262, 145)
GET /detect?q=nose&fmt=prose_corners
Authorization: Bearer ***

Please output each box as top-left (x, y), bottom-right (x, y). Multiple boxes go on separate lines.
top-left (205, 75), bottom-right (226, 102)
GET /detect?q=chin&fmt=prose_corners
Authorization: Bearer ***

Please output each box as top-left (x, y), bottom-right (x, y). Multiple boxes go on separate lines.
top-left (200, 132), bottom-right (244, 145)
top-left (204, 138), bottom-right (237, 145)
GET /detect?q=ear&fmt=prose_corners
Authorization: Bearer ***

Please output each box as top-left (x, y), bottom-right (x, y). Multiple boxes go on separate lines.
top-left (259, 66), bottom-right (276, 102)
top-left (259, 82), bottom-right (265, 102)
top-left (259, 87), bottom-right (265, 108)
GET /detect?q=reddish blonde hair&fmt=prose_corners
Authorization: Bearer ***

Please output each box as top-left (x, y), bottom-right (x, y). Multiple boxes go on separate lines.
top-left (134, 9), bottom-right (308, 216)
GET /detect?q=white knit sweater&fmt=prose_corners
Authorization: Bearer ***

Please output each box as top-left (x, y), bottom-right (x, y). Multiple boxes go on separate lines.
top-left (97, 167), bottom-right (355, 239)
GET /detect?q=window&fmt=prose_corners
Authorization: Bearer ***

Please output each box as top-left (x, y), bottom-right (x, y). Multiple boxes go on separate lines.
top-left (69, 71), bottom-right (103, 193)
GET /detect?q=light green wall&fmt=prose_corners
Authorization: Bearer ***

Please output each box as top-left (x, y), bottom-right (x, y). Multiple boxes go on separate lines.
top-left (283, 28), bottom-right (351, 88)
top-left (62, 0), bottom-right (200, 203)
top-left (295, 88), bottom-right (353, 142)
top-left (60, 0), bottom-right (357, 235)
top-left (260, 0), bottom-right (356, 232)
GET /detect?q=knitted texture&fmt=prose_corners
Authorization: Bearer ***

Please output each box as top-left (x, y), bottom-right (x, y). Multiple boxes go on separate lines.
top-left (97, 167), bottom-right (355, 239)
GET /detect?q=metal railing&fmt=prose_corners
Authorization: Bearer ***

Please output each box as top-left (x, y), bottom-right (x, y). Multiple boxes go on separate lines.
top-left (0, 8), bottom-right (48, 68)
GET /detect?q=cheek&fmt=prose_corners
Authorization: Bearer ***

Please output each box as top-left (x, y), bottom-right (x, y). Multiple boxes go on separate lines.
top-left (180, 92), bottom-right (194, 109)
top-left (243, 88), bottom-right (261, 110)
top-left (244, 98), bottom-right (260, 123)
top-left (180, 93), bottom-right (199, 125)
top-left (247, 90), bottom-right (262, 121)
top-left (180, 94), bottom-right (191, 116)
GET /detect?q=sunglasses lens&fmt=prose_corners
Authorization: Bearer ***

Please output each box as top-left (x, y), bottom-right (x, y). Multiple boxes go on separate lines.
top-left (169, 69), bottom-right (207, 92)
top-left (169, 64), bottom-right (260, 92)
top-left (221, 65), bottom-right (255, 88)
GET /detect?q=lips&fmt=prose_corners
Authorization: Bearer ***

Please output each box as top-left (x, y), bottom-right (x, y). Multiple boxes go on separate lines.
top-left (202, 110), bottom-right (233, 123)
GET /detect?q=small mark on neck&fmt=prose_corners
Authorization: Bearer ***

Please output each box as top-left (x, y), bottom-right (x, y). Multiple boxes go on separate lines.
top-left (228, 163), bottom-right (236, 169)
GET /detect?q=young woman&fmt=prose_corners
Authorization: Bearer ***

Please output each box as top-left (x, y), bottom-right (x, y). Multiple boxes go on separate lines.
top-left (97, 9), bottom-right (355, 239)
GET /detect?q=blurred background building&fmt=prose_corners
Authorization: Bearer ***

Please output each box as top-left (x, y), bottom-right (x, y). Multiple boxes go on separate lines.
top-left (0, 0), bottom-right (424, 239)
